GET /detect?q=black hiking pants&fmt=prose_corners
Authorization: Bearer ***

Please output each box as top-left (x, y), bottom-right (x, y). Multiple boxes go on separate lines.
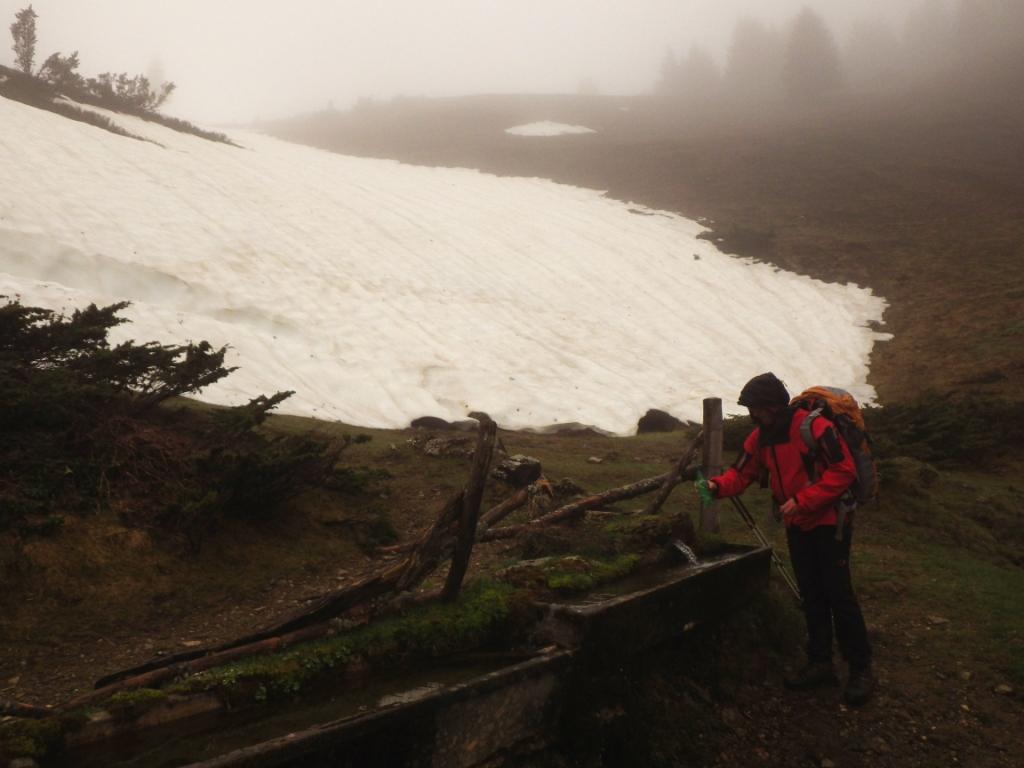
top-left (786, 522), bottom-right (872, 670)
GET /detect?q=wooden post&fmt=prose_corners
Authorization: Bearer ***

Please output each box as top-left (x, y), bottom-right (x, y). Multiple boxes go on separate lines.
top-left (442, 414), bottom-right (497, 601)
top-left (701, 397), bottom-right (723, 533)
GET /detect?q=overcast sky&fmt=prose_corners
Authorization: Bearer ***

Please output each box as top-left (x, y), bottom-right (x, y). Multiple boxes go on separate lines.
top-left (3, 0), bottom-right (927, 125)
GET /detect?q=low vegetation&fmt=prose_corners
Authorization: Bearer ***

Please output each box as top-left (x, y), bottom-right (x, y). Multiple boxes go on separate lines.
top-left (4, 5), bottom-right (232, 144)
top-left (0, 299), bottom-right (371, 550)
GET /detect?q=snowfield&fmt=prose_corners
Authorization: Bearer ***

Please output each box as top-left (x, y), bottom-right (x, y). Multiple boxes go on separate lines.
top-left (504, 121), bottom-right (597, 136)
top-left (0, 96), bottom-right (889, 434)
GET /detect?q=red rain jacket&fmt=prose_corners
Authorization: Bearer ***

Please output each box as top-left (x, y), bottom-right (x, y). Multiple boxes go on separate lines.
top-left (710, 408), bottom-right (856, 531)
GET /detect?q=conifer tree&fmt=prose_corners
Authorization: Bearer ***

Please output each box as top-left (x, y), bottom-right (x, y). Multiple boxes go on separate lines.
top-left (725, 18), bottom-right (784, 105)
top-left (783, 8), bottom-right (844, 103)
top-left (9, 4), bottom-right (37, 74)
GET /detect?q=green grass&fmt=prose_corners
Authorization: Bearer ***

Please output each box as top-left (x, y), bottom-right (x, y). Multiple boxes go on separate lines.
top-left (893, 541), bottom-right (1024, 688)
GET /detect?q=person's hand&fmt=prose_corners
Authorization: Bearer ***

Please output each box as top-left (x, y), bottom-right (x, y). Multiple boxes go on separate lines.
top-left (780, 497), bottom-right (799, 519)
top-left (694, 472), bottom-right (716, 505)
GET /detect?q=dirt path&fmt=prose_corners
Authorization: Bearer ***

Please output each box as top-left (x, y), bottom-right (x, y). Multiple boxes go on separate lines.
top-left (711, 605), bottom-right (1021, 767)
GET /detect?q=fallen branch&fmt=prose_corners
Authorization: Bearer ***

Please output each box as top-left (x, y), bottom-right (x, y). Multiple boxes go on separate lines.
top-left (477, 486), bottom-right (529, 531)
top-left (66, 622), bottom-right (333, 710)
top-left (377, 484), bottom-right (530, 557)
top-left (396, 491), bottom-right (465, 591)
top-left (0, 697), bottom-right (50, 719)
top-left (642, 430), bottom-right (703, 516)
top-left (479, 472), bottom-right (673, 542)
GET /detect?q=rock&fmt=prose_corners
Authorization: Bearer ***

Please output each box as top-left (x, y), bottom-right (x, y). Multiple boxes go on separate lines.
top-left (926, 615), bottom-right (950, 626)
top-left (422, 435), bottom-right (474, 458)
top-left (994, 684), bottom-right (1014, 695)
top-left (523, 421), bottom-right (614, 437)
top-left (411, 415), bottom-right (453, 430)
top-left (410, 416), bottom-right (477, 432)
top-left (586, 456), bottom-right (603, 464)
top-left (959, 670), bottom-right (972, 681)
top-left (636, 408), bottom-right (687, 433)
top-left (873, 737), bottom-right (892, 754)
top-left (820, 760), bottom-right (836, 768)
top-left (492, 455), bottom-right (542, 487)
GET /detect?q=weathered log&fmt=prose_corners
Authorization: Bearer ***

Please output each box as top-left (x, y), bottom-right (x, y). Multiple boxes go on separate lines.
top-left (479, 472), bottom-right (673, 542)
top-left (91, 570), bottom-right (391, 691)
top-left (443, 416), bottom-right (497, 600)
top-left (395, 491), bottom-right (464, 591)
top-left (0, 697), bottom-right (50, 719)
top-left (477, 486), bottom-right (529, 531)
top-left (642, 430), bottom-right (703, 516)
top-left (67, 622), bottom-right (334, 710)
top-left (377, 484), bottom-right (528, 556)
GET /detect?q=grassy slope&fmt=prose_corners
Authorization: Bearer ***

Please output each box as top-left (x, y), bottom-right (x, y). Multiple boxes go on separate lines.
top-left (3, 406), bottom-right (1021, 765)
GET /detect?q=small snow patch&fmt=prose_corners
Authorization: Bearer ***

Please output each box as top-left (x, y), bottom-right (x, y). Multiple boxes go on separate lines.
top-left (505, 121), bottom-right (596, 137)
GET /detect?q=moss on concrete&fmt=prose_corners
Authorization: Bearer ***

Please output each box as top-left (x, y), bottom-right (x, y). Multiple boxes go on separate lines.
top-left (544, 554), bottom-right (639, 593)
top-left (171, 580), bottom-right (518, 703)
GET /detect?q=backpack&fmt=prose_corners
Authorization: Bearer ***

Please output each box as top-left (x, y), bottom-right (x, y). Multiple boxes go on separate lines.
top-left (790, 386), bottom-right (878, 506)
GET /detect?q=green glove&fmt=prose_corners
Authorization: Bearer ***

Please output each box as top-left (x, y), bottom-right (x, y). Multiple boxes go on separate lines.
top-left (694, 470), bottom-right (715, 506)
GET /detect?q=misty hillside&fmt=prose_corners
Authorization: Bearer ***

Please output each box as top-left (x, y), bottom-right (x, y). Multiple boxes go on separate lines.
top-left (0, 91), bottom-right (889, 434)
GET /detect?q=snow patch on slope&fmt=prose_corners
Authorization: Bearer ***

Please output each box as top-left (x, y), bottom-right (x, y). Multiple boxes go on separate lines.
top-left (0, 96), bottom-right (889, 434)
top-left (505, 121), bottom-right (597, 136)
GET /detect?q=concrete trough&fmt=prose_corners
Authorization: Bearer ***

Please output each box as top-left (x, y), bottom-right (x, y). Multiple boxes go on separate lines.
top-left (47, 546), bottom-right (770, 768)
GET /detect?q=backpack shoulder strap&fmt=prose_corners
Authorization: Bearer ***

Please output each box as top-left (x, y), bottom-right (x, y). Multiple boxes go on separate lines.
top-left (799, 407), bottom-right (822, 453)
top-left (799, 408), bottom-right (823, 482)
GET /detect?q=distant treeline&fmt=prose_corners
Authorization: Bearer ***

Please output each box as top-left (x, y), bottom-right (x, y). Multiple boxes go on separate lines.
top-left (655, 1), bottom-right (1024, 110)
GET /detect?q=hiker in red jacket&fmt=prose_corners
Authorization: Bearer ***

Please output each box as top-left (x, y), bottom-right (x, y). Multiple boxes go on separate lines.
top-left (706, 372), bottom-right (874, 706)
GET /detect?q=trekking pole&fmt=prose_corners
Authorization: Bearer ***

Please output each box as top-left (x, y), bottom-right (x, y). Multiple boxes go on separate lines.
top-left (729, 496), bottom-right (802, 605)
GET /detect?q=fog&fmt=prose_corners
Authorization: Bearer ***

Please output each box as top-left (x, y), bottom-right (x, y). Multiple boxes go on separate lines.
top-left (0, 0), bottom-right (965, 125)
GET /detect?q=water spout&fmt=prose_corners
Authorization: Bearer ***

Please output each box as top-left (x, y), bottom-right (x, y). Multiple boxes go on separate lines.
top-left (671, 540), bottom-right (700, 565)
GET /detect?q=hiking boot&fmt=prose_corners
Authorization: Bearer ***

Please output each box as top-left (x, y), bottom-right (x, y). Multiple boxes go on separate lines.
top-left (844, 665), bottom-right (875, 707)
top-left (784, 661), bottom-right (839, 690)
